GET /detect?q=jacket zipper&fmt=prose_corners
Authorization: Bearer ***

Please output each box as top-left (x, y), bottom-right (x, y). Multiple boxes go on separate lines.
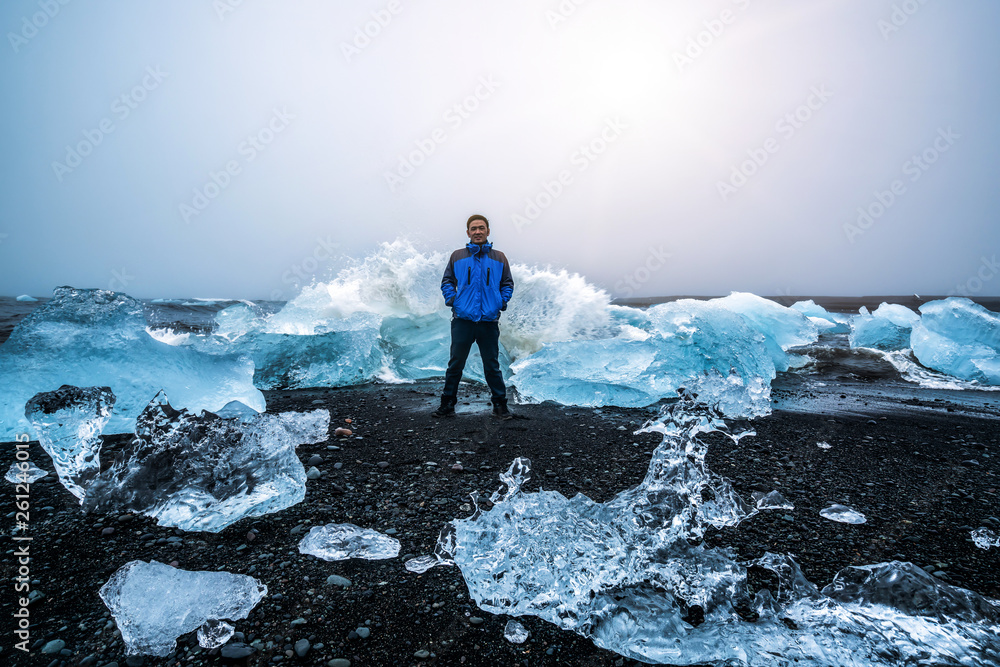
top-left (467, 266), bottom-right (471, 285)
top-left (486, 267), bottom-right (491, 284)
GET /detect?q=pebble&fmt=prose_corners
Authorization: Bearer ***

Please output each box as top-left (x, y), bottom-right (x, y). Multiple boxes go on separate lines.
top-left (334, 462), bottom-right (343, 470)
top-left (221, 643), bottom-right (255, 659)
top-left (377, 461), bottom-right (390, 468)
top-left (384, 528), bottom-right (397, 535)
top-left (101, 527), bottom-right (115, 536)
top-left (356, 627), bottom-right (371, 639)
top-left (469, 617), bottom-right (484, 625)
top-left (290, 618), bottom-right (307, 626)
top-left (335, 428), bottom-right (353, 437)
top-left (327, 660), bottom-right (351, 667)
top-left (247, 530), bottom-right (257, 543)
top-left (41, 639), bottom-right (66, 654)
top-left (308, 455), bottom-right (323, 466)
top-left (294, 639), bottom-right (311, 657)
top-left (414, 649), bottom-right (431, 659)
top-left (326, 575), bottom-right (351, 587)
top-left (306, 467), bottom-right (322, 480)
top-left (125, 656), bottom-right (145, 667)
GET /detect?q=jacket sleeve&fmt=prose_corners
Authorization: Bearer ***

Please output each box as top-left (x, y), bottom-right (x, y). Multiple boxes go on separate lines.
top-left (441, 253), bottom-right (457, 306)
top-left (499, 254), bottom-right (513, 310)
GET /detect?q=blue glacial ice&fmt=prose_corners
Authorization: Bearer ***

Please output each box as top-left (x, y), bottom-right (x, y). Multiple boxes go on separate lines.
top-left (511, 293), bottom-right (816, 418)
top-left (407, 398), bottom-right (1000, 665)
top-left (791, 299), bottom-right (850, 333)
top-left (137, 241), bottom-right (822, 418)
top-left (187, 241), bottom-right (512, 388)
top-left (0, 287), bottom-right (265, 439)
top-left (910, 297), bottom-right (1000, 385)
top-left (99, 560), bottom-right (266, 657)
top-left (25, 385), bottom-right (329, 531)
top-left (848, 302), bottom-right (920, 351)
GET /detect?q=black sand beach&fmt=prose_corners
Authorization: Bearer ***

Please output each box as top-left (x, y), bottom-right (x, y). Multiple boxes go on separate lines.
top-left (2, 377), bottom-right (998, 667)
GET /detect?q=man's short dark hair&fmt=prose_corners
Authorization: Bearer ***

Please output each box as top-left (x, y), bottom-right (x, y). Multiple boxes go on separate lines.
top-left (467, 214), bottom-right (489, 229)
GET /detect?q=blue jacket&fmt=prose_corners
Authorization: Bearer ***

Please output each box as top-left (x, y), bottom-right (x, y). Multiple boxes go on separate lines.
top-left (441, 242), bottom-right (514, 322)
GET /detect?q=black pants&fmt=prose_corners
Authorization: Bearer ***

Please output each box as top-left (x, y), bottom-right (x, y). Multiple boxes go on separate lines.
top-left (443, 318), bottom-right (506, 402)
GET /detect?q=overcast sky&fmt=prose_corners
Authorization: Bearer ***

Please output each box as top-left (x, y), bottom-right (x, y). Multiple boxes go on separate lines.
top-left (2, 0), bottom-right (998, 301)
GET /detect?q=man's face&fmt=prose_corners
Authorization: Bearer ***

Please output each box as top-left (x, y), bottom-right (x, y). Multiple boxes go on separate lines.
top-left (467, 220), bottom-right (489, 245)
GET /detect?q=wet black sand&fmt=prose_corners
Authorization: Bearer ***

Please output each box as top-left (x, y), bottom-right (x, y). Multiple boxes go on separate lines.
top-left (2, 379), bottom-right (998, 667)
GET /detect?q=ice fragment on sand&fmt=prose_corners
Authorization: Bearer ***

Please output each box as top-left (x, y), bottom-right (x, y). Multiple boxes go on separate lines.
top-left (30, 387), bottom-right (329, 531)
top-left (911, 297), bottom-right (1000, 385)
top-left (5, 461), bottom-right (47, 484)
top-left (819, 503), bottom-right (867, 524)
top-left (298, 524), bottom-right (400, 561)
top-left (753, 490), bottom-right (794, 510)
top-left (197, 619), bottom-right (234, 649)
top-left (99, 560), bottom-right (266, 657)
top-left (424, 401), bottom-right (1000, 665)
top-left (24, 385), bottom-right (114, 500)
top-left (0, 287), bottom-right (265, 439)
top-left (817, 441), bottom-right (832, 449)
top-left (849, 303), bottom-right (920, 351)
top-left (504, 619), bottom-right (529, 644)
top-left (972, 528), bottom-right (1000, 550)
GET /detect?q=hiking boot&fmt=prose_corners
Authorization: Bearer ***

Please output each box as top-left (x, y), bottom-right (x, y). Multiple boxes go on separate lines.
top-left (492, 399), bottom-right (513, 420)
top-left (431, 396), bottom-right (457, 418)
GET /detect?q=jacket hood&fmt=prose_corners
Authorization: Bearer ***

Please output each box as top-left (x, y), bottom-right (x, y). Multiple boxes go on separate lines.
top-left (466, 241), bottom-right (493, 256)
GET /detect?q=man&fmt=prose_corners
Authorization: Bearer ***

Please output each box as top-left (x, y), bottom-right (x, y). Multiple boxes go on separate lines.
top-left (432, 214), bottom-right (515, 419)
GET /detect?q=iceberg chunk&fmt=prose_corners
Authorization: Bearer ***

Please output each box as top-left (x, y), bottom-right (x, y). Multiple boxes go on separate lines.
top-left (512, 299), bottom-right (778, 418)
top-left (713, 292), bottom-right (818, 370)
top-left (910, 298), bottom-right (1000, 385)
top-left (24, 385), bottom-right (115, 500)
top-left (819, 503), bottom-right (867, 524)
top-left (412, 400), bottom-right (1000, 665)
top-left (197, 619), bottom-right (235, 649)
top-left (0, 287), bottom-right (265, 439)
top-left (972, 528), bottom-right (1000, 550)
top-left (791, 300), bottom-right (850, 333)
top-left (848, 303), bottom-right (920, 351)
top-left (5, 461), bottom-right (47, 484)
top-left (99, 560), bottom-right (266, 657)
top-left (753, 490), bottom-right (794, 510)
top-left (15, 294), bottom-right (37, 302)
top-left (79, 391), bottom-right (329, 532)
top-left (504, 619), bottom-right (529, 644)
top-left (298, 524), bottom-right (401, 561)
